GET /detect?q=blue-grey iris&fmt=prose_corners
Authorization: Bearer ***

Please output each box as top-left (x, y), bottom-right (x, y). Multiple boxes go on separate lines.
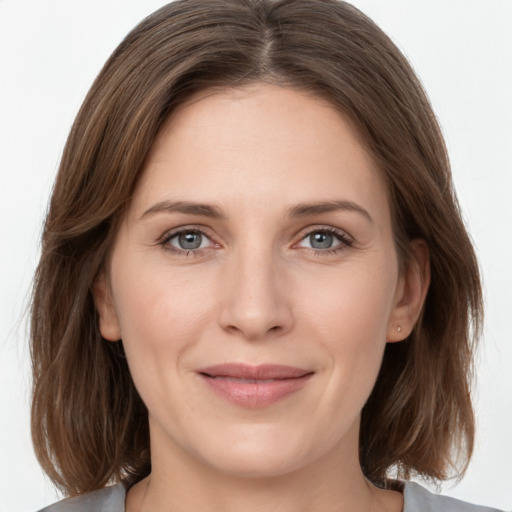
top-left (179, 232), bottom-right (202, 250)
top-left (310, 232), bottom-right (333, 249)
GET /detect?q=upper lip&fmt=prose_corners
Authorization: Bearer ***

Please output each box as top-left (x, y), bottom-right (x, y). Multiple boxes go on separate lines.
top-left (198, 363), bottom-right (313, 380)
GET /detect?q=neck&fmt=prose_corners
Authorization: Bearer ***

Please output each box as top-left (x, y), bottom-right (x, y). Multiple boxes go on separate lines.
top-left (126, 427), bottom-right (403, 512)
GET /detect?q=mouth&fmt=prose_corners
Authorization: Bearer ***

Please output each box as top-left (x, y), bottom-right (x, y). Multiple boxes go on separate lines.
top-left (197, 363), bottom-right (314, 408)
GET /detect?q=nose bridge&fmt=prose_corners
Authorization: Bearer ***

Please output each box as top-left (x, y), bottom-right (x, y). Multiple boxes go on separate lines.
top-left (219, 238), bottom-right (292, 340)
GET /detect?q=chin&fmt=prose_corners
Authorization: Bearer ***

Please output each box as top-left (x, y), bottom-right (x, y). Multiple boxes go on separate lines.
top-left (189, 424), bottom-right (321, 479)
top-left (206, 449), bottom-right (308, 479)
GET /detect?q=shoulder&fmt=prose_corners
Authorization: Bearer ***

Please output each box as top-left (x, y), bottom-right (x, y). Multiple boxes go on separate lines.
top-left (37, 483), bottom-right (126, 512)
top-left (403, 481), bottom-right (506, 512)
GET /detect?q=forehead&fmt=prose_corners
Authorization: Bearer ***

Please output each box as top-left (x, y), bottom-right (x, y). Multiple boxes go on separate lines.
top-left (131, 84), bottom-right (389, 223)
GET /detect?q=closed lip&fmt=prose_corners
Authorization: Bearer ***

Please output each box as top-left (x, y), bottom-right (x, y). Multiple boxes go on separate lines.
top-left (197, 363), bottom-right (314, 408)
top-left (197, 363), bottom-right (313, 380)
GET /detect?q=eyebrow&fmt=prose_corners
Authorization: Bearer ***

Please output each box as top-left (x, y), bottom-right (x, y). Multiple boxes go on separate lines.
top-left (139, 199), bottom-right (373, 223)
top-left (140, 200), bottom-right (224, 220)
top-left (287, 200), bottom-right (373, 223)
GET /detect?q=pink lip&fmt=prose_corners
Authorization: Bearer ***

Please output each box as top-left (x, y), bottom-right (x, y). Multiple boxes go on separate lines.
top-left (197, 363), bottom-right (314, 408)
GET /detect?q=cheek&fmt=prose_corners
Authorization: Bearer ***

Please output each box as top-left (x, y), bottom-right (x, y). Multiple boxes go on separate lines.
top-left (110, 259), bottom-right (215, 377)
top-left (296, 263), bottom-right (397, 401)
top-left (298, 263), bottom-right (397, 347)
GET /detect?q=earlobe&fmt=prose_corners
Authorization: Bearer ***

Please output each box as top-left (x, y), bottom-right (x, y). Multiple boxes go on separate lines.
top-left (387, 239), bottom-right (430, 342)
top-left (92, 270), bottom-right (122, 341)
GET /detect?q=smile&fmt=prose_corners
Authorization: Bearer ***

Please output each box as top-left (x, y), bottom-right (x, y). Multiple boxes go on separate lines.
top-left (197, 363), bottom-right (314, 408)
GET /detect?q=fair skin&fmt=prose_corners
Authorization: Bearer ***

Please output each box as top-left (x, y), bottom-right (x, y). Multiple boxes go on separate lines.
top-left (95, 84), bottom-right (429, 512)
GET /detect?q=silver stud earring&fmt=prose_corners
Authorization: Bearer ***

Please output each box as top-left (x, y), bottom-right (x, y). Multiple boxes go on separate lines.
top-left (396, 325), bottom-right (402, 333)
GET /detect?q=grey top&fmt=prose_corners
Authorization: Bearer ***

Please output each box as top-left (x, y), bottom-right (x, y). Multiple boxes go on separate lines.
top-left (38, 481), bottom-right (506, 512)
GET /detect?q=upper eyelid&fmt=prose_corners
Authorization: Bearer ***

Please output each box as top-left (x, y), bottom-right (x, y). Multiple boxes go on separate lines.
top-left (295, 225), bottom-right (352, 241)
top-left (160, 225), bottom-right (215, 242)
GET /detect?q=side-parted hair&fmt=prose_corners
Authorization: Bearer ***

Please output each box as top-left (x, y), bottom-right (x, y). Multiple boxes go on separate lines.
top-left (31, 0), bottom-right (482, 496)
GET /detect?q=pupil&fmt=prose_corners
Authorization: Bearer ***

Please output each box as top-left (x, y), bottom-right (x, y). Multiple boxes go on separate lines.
top-left (311, 232), bottom-right (333, 249)
top-left (179, 232), bottom-right (202, 250)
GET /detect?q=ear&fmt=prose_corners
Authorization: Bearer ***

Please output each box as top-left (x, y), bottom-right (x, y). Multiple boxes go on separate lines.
top-left (92, 270), bottom-right (122, 341)
top-left (387, 239), bottom-right (430, 342)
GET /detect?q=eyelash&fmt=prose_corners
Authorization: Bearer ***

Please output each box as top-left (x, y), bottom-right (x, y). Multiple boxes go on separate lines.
top-left (158, 226), bottom-right (353, 257)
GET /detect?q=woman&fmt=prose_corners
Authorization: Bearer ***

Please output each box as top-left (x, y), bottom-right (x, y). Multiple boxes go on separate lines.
top-left (29, 1), bottom-right (504, 511)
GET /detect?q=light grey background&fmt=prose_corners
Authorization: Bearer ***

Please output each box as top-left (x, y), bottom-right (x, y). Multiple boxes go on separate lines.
top-left (1, 1), bottom-right (511, 510)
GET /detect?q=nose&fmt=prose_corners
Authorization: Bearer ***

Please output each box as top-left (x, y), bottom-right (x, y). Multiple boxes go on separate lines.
top-left (218, 246), bottom-right (294, 341)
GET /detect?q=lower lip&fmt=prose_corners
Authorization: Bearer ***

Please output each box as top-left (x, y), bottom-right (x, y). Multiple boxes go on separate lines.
top-left (200, 374), bottom-right (313, 408)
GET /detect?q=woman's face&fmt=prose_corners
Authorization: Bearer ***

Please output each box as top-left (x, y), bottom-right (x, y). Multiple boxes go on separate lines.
top-left (95, 84), bottom-right (422, 479)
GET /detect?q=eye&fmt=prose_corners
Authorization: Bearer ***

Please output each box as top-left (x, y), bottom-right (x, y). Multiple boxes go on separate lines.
top-left (297, 228), bottom-right (352, 252)
top-left (306, 231), bottom-right (337, 250)
top-left (161, 229), bottom-right (214, 253)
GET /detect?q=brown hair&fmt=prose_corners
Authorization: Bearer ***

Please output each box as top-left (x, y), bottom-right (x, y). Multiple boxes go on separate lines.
top-left (30, 0), bottom-right (482, 495)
